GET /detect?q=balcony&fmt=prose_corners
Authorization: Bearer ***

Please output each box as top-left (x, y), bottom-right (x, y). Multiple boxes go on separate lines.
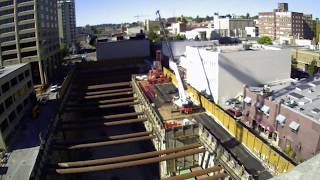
top-left (1, 40), bottom-right (16, 46)
top-left (19, 37), bottom-right (36, 43)
top-left (17, 9), bottom-right (35, 16)
top-left (1, 49), bottom-right (17, 56)
top-left (0, 13), bottom-right (14, 20)
top-left (19, 28), bottom-right (35, 35)
top-left (20, 46), bottom-right (37, 53)
top-left (17, 0), bottom-right (34, 7)
top-left (0, 4), bottom-right (14, 11)
top-left (21, 55), bottom-right (38, 63)
top-left (0, 31), bottom-right (15, 38)
top-left (0, 22), bottom-right (14, 29)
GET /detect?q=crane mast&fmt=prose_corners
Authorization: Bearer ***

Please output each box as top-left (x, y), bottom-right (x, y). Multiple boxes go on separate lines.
top-left (156, 10), bottom-right (189, 106)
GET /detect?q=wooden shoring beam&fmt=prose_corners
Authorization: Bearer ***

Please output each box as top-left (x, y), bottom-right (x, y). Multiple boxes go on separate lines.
top-left (104, 118), bottom-right (146, 126)
top-left (87, 82), bottom-right (131, 90)
top-left (60, 118), bottom-right (146, 131)
top-left (66, 97), bottom-right (137, 107)
top-left (68, 135), bottom-right (155, 150)
top-left (64, 101), bottom-right (138, 112)
top-left (108, 131), bottom-right (152, 140)
top-left (196, 173), bottom-right (228, 180)
top-left (86, 88), bottom-right (132, 96)
top-left (84, 91), bottom-right (133, 99)
top-left (162, 166), bottom-right (223, 180)
top-left (58, 143), bottom-right (202, 168)
top-left (56, 148), bottom-right (205, 174)
top-left (54, 131), bottom-right (152, 146)
top-left (62, 112), bottom-right (143, 124)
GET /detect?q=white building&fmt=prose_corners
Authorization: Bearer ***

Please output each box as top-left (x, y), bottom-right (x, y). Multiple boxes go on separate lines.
top-left (179, 45), bottom-right (291, 104)
top-left (167, 22), bottom-right (186, 35)
top-left (185, 28), bottom-right (219, 40)
top-left (213, 14), bottom-right (254, 37)
top-left (245, 27), bottom-right (259, 37)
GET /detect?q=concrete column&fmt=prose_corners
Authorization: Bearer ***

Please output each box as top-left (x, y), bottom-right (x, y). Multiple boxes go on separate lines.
top-left (13, 0), bottom-right (22, 63)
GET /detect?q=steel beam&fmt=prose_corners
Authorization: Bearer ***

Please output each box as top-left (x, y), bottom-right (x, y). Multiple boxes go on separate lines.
top-left (162, 166), bottom-right (223, 180)
top-left (64, 101), bottom-right (138, 112)
top-left (56, 148), bottom-right (205, 174)
top-left (87, 82), bottom-right (131, 90)
top-left (108, 131), bottom-right (152, 140)
top-left (86, 88), bottom-right (132, 95)
top-left (58, 143), bottom-right (202, 168)
top-left (104, 118), bottom-right (146, 126)
top-left (62, 112), bottom-right (143, 124)
top-left (84, 91), bottom-right (133, 99)
top-left (68, 135), bottom-right (155, 149)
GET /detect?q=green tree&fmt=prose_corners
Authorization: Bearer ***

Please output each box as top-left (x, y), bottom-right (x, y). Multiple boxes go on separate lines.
top-left (291, 56), bottom-right (298, 69)
top-left (148, 31), bottom-right (160, 42)
top-left (257, 36), bottom-right (273, 45)
top-left (89, 35), bottom-right (97, 47)
top-left (308, 59), bottom-right (318, 76)
top-left (175, 34), bottom-right (186, 40)
top-left (60, 42), bottom-right (68, 57)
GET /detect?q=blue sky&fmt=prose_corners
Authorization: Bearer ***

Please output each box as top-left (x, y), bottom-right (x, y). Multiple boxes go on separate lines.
top-left (75, 0), bottom-right (320, 26)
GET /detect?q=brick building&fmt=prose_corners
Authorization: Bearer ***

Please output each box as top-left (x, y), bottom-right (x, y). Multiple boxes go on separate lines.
top-left (259, 3), bottom-right (313, 40)
top-left (242, 77), bottom-right (320, 161)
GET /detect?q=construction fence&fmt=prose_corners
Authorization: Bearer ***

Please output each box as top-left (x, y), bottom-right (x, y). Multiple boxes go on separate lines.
top-left (163, 67), bottom-right (296, 175)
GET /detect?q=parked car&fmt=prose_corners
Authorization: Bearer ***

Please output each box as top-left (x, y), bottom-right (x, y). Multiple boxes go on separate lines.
top-left (225, 98), bottom-right (241, 106)
top-left (226, 108), bottom-right (242, 119)
top-left (49, 84), bottom-right (59, 92)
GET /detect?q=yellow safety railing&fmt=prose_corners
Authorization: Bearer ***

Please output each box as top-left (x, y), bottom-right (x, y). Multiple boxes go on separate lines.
top-left (163, 67), bottom-right (296, 175)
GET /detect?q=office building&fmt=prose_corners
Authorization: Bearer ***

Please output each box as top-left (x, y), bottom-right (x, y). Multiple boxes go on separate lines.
top-left (0, 0), bottom-right (60, 85)
top-left (57, 0), bottom-right (76, 48)
top-left (0, 63), bottom-right (34, 150)
top-left (259, 3), bottom-right (313, 40)
top-left (243, 76), bottom-right (320, 161)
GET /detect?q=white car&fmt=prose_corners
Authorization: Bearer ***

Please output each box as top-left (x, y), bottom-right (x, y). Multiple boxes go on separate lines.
top-left (49, 85), bottom-right (59, 92)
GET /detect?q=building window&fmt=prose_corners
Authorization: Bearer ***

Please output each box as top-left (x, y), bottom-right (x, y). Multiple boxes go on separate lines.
top-left (10, 77), bottom-right (18, 87)
top-left (0, 119), bottom-right (9, 133)
top-left (17, 5), bottom-right (34, 12)
top-left (8, 111), bottom-right (16, 122)
top-left (18, 73), bottom-right (24, 81)
top-left (0, 0), bottom-right (13, 6)
top-left (0, 17), bottom-right (14, 25)
top-left (17, 104), bottom-right (23, 113)
top-left (0, 8), bottom-right (14, 16)
top-left (23, 97), bottom-right (29, 106)
top-left (25, 70), bottom-right (30, 77)
top-left (0, 103), bottom-right (4, 116)
top-left (0, 26), bottom-right (15, 34)
top-left (5, 96), bottom-right (13, 108)
top-left (17, 14), bottom-right (34, 21)
top-left (27, 80), bottom-right (32, 88)
top-left (2, 82), bottom-right (10, 93)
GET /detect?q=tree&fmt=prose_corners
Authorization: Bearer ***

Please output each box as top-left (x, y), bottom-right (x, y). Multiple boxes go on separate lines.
top-left (60, 42), bottom-right (68, 57)
top-left (308, 59), bottom-right (318, 76)
top-left (257, 36), bottom-right (273, 45)
top-left (148, 31), bottom-right (160, 42)
top-left (246, 13), bottom-right (250, 19)
top-left (291, 56), bottom-right (298, 69)
top-left (89, 35), bottom-right (97, 47)
top-left (175, 34), bottom-right (186, 40)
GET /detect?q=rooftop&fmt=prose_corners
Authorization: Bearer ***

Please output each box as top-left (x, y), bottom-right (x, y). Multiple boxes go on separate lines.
top-left (193, 44), bottom-right (286, 53)
top-left (249, 76), bottom-right (320, 123)
top-left (0, 63), bottom-right (28, 79)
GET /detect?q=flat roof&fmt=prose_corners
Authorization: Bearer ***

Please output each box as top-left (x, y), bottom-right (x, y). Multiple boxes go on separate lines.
top-left (250, 76), bottom-right (320, 123)
top-left (0, 63), bottom-right (28, 79)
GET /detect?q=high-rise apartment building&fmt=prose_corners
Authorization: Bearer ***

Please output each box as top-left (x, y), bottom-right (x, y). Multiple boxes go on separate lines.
top-left (57, 0), bottom-right (76, 49)
top-left (259, 3), bottom-right (312, 40)
top-left (0, 0), bottom-right (60, 85)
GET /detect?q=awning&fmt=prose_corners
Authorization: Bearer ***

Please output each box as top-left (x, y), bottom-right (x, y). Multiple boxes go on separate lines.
top-left (244, 97), bottom-right (252, 104)
top-left (261, 105), bottom-right (270, 114)
top-left (276, 114), bottom-right (286, 124)
top-left (289, 121), bottom-right (300, 131)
